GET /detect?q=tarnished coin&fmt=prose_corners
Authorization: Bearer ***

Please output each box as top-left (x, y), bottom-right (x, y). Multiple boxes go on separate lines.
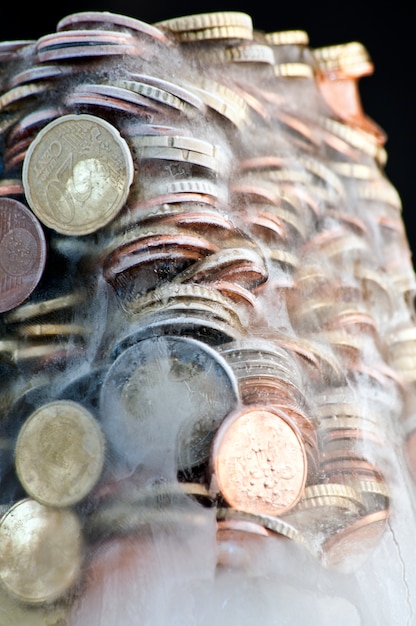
top-left (0, 498), bottom-right (83, 604)
top-left (14, 400), bottom-right (105, 507)
top-left (0, 197), bottom-right (47, 314)
top-left (210, 405), bottom-right (307, 516)
top-left (0, 583), bottom-right (70, 625)
top-left (100, 335), bottom-right (239, 471)
top-left (22, 113), bottom-right (134, 235)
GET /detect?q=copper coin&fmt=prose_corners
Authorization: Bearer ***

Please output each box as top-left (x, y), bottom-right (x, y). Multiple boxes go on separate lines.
top-left (0, 198), bottom-right (47, 314)
top-left (210, 405), bottom-right (307, 516)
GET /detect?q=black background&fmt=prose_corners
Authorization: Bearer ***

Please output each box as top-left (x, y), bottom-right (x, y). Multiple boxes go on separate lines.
top-left (2, 2), bottom-right (415, 263)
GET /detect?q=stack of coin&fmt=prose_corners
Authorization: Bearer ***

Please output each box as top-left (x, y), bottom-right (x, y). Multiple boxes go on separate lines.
top-left (313, 40), bottom-right (387, 145)
top-left (0, 9), bottom-right (415, 611)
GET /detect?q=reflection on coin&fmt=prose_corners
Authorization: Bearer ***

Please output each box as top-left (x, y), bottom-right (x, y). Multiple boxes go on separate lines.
top-left (321, 509), bottom-right (389, 573)
top-left (210, 406), bottom-right (307, 516)
top-left (15, 400), bottom-right (105, 507)
top-left (0, 498), bottom-right (83, 604)
top-left (100, 335), bottom-right (239, 471)
top-left (0, 198), bottom-right (47, 313)
top-left (0, 583), bottom-right (70, 625)
top-left (22, 113), bottom-right (134, 235)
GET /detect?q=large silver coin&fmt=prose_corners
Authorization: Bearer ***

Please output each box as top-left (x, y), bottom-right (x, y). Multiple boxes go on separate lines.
top-left (99, 335), bottom-right (239, 472)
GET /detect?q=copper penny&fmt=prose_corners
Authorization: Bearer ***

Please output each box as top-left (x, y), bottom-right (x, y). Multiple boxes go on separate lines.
top-left (0, 198), bottom-right (47, 313)
top-left (210, 405), bottom-right (307, 516)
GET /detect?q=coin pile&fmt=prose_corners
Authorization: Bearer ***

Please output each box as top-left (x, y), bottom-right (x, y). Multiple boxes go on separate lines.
top-left (0, 8), bottom-right (415, 618)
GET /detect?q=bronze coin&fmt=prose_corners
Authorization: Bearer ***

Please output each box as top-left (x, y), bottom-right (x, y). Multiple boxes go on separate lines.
top-left (0, 198), bottom-right (47, 313)
top-left (210, 405), bottom-right (307, 516)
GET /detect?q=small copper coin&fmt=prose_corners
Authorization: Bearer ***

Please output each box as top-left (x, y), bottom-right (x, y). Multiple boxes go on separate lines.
top-left (22, 113), bottom-right (134, 236)
top-left (211, 405), bottom-right (307, 516)
top-left (0, 498), bottom-right (83, 604)
top-left (0, 198), bottom-right (47, 313)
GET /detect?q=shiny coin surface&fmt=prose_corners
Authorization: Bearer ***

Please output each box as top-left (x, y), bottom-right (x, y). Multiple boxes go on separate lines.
top-left (0, 498), bottom-right (83, 604)
top-left (22, 113), bottom-right (134, 235)
top-left (100, 335), bottom-right (239, 471)
top-left (0, 197), bottom-right (47, 313)
top-left (210, 405), bottom-right (307, 516)
top-left (14, 400), bottom-right (105, 507)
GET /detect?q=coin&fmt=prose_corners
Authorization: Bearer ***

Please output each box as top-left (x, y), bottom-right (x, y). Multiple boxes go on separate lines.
top-left (14, 399), bottom-right (105, 507)
top-left (0, 498), bottom-right (83, 604)
top-left (265, 30), bottom-right (309, 46)
top-left (321, 509), bottom-right (389, 573)
top-left (56, 10), bottom-right (171, 44)
top-left (154, 11), bottom-right (253, 32)
top-left (0, 197), bottom-right (47, 313)
top-left (22, 113), bottom-right (134, 235)
top-left (99, 335), bottom-right (239, 472)
top-left (210, 405), bottom-right (307, 516)
top-left (0, 584), bottom-right (70, 625)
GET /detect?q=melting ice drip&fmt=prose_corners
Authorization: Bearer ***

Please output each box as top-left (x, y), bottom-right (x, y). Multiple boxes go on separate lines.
top-left (0, 9), bottom-right (416, 626)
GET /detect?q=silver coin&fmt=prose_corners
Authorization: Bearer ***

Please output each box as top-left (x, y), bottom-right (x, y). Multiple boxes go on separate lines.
top-left (99, 335), bottom-right (239, 472)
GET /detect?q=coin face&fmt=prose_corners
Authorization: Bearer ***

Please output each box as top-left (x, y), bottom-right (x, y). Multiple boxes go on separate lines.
top-left (211, 406), bottom-right (307, 516)
top-left (0, 197), bottom-right (47, 313)
top-left (14, 399), bottom-right (105, 507)
top-left (22, 113), bottom-right (134, 235)
top-left (0, 498), bottom-right (83, 604)
top-left (99, 335), bottom-right (239, 471)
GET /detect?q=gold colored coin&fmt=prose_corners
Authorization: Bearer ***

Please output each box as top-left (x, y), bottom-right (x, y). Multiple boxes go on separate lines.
top-left (265, 30), bottom-right (309, 46)
top-left (176, 25), bottom-right (253, 42)
top-left (313, 41), bottom-right (373, 77)
top-left (0, 498), bottom-right (83, 604)
top-left (154, 11), bottom-right (253, 32)
top-left (273, 63), bottom-right (314, 78)
top-left (22, 113), bottom-right (134, 235)
top-left (15, 399), bottom-right (105, 507)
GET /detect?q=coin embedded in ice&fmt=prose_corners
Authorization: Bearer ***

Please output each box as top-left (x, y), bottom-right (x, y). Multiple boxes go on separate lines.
top-left (99, 335), bottom-right (239, 471)
top-left (22, 113), bottom-right (134, 235)
top-left (14, 399), bottom-right (105, 507)
top-left (0, 498), bottom-right (83, 604)
top-left (211, 406), bottom-right (307, 517)
top-left (0, 197), bottom-right (47, 314)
